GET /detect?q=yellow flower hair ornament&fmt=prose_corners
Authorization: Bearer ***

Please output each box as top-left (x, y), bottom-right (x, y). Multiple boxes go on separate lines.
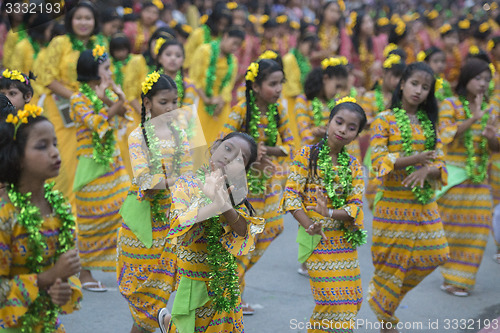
top-left (92, 45), bottom-right (107, 62)
top-left (123, 7), bottom-right (133, 15)
top-left (142, 71), bottom-right (161, 95)
top-left (458, 19), bottom-right (470, 30)
top-left (336, 96), bottom-right (357, 104)
top-left (425, 9), bottom-right (438, 20)
top-left (260, 15), bottom-right (269, 24)
top-left (479, 22), bottom-right (490, 33)
top-left (439, 23), bottom-right (452, 35)
top-left (490, 63), bottom-right (496, 76)
top-left (258, 50), bottom-right (278, 60)
top-left (377, 17), bottom-right (390, 26)
top-left (169, 20), bottom-right (178, 28)
top-left (246, 62), bottom-right (259, 82)
top-left (226, 1), bottom-right (238, 10)
top-left (321, 56), bottom-right (348, 69)
top-left (383, 54), bottom-right (402, 69)
top-left (469, 45), bottom-right (480, 55)
top-left (248, 15), bottom-right (257, 24)
top-left (200, 14), bottom-right (208, 24)
top-left (154, 37), bottom-right (167, 56)
top-left (395, 19), bottom-right (406, 36)
top-left (488, 40), bottom-right (495, 51)
top-left (346, 11), bottom-right (357, 35)
top-left (383, 43), bottom-right (398, 58)
top-left (417, 50), bottom-right (427, 62)
top-left (181, 24), bottom-right (192, 34)
top-left (152, 0), bottom-right (164, 10)
top-left (6, 105), bottom-right (43, 140)
top-left (2, 69), bottom-right (26, 83)
top-left (337, 0), bottom-right (346, 12)
top-left (276, 15), bottom-right (288, 24)
top-left (290, 21), bottom-right (300, 30)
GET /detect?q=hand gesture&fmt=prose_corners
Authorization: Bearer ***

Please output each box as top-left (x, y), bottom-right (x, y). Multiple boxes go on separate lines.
top-left (305, 221), bottom-right (327, 240)
top-left (257, 141), bottom-right (267, 160)
top-left (473, 94), bottom-right (486, 121)
top-left (417, 150), bottom-right (436, 165)
top-left (482, 114), bottom-right (498, 141)
top-left (198, 165), bottom-right (222, 201)
top-left (48, 278), bottom-right (72, 306)
top-left (306, 191), bottom-right (329, 218)
top-left (51, 249), bottom-right (81, 281)
top-left (402, 166), bottom-right (430, 188)
top-left (111, 81), bottom-right (126, 101)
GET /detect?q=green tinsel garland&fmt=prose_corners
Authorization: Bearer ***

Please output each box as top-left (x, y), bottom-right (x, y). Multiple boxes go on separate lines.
top-left (393, 107), bottom-right (436, 204)
top-left (460, 96), bottom-right (489, 183)
top-left (205, 40), bottom-right (235, 116)
top-left (202, 24), bottom-right (211, 44)
top-left (27, 36), bottom-right (41, 60)
top-left (8, 182), bottom-right (75, 333)
top-left (196, 168), bottom-right (240, 313)
top-left (374, 85), bottom-right (385, 113)
top-left (112, 54), bottom-right (131, 88)
top-left (69, 33), bottom-right (105, 53)
top-left (247, 91), bottom-right (279, 194)
top-left (175, 70), bottom-right (185, 107)
top-left (291, 48), bottom-right (311, 86)
top-left (318, 142), bottom-right (367, 249)
top-left (79, 83), bottom-right (116, 167)
top-left (311, 97), bottom-right (336, 127)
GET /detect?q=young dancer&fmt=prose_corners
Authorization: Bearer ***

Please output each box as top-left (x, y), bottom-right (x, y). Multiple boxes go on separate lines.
top-left (283, 97), bottom-right (367, 332)
top-left (368, 62), bottom-right (450, 332)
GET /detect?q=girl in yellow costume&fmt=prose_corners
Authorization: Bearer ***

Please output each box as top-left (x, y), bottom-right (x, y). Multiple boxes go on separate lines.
top-left (368, 63), bottom-right (449, 333)
top-left (295, 57), bottom-right (349, 145)
top-left (109, 34), bottom-right (148, 178)
top-left (282, 30), bottom-right (317, 148)
top-left (162, 132), bottom-right (265, 333)
top-left (184, 2), bottom-right (232, 70)
top-left (221, 59), bottom-right (294, 315)
top-left (0, 99), bottom-right (82, 332)
top-left (190, 26), bottom-right (243, 147)
top-left (2, 0), bottom-right (27, 69)
top-left (418, 47), bottom-right (454, 104)
top-left (8, 13), bottom-right (53, 102)
top-left (283, 98), bottom-right (367, 333)
top-left (123, 1), bottom-right (160, 54)
top-left (437, 58), bottom-right (500, 296)
top-left (38, 2), bottom-right (106, 210)
top-left (118, 73), bottom-right (192, 333)
top-left (71, 48), bottom-right (131, 290)
top-left (0, 70), bottom-right (35, 112)
top-left (359, 54), bottom-right (405, 209)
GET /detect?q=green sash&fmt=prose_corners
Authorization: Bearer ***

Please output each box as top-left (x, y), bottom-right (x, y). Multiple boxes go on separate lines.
top-left (73, 156), bottom-right (112, 191)
top-left (171, 276), bottom-right (210, 333)
top-left (296, 225), bottom-right (322, 263)
top-left (119, 194), bottom-right (153, 248)
top-left (435, 164), bottom-right (469, 200)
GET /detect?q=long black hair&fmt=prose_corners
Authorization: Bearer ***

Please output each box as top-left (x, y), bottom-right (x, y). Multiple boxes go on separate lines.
top-left (76, 49), bottom-right (103, 82)
top-left (0, 113), bottom-right (50, 185)
top-left (211, 132), bottom-right (257, 215)
top-left (155, 39), bottom-right (186, 102)
top-left (140, 74), bottom-right (177, 150)
top-left (309, 101), bottom-right (367, 176)
top-left (244, 59), bottom-right (283, 135)
top-left (304, 64), bottom-right (348, 101)
top-left (455, 58), bottom-right (491, 97)
top-left (352, 11), bottom-right (373, 54)
top-left (391, 62), bottom-right (438, 148)
top-left (205, 1), bottom-right (233, 36)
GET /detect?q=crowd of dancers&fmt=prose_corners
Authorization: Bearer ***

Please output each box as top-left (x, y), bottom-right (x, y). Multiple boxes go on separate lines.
top-left (0, 0), bottom-right (500, 332)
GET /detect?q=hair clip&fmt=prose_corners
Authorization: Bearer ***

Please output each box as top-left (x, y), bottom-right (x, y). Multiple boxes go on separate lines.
top-left (142, 71), bottom-right (161, 95)
top-left (6, 104), bottom-right (43, 140)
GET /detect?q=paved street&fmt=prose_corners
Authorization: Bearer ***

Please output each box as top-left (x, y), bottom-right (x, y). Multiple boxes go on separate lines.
top-left (61, 202), bottom-right (500, 332)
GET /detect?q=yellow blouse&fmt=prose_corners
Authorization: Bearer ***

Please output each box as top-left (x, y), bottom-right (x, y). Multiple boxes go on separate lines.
top-left (282, 52), bottom-right (302, 98)
top-left (121, 54), bottom-right (148, 103)
top-left (294, 94), bottom-right (330, 145)
top-left (0, 199), bottom-right (82, 330)
top-left (184, 26), bottom-right (216, 70)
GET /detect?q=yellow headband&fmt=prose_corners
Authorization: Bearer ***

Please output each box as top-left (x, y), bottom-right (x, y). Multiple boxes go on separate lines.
top-left (383, 54), bottom-right (402, 69)
top-left (490, 63), bottom-right (496, 76)
top-left (258, 50), bottom-right (278, 60)
top-left (2, 69), bottom-right (26, 83)
top-left (6, 105), bottom-right (43, 140)
top-left (246, 62), bottom-right (259, 82)
top-left (321, 56), bottom-right (348, 69)
top-left (142, 71), bottom-right (161, 95)
top-left (383, 43), bottom-right (398, 58)
top-left (439, 23), bottom-right (452, 35)
top-left (336, 96), bottom-right (357, 104)
top-left (469, 45), bottom-right (480, 55)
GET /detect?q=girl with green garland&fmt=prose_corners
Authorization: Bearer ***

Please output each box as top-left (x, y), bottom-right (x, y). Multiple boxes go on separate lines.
top-left (221, 58), bottom-right (294, 315)
top-left (163, 132), bottom-right (265, 333)
top-left (437, 58), bottom-right (500, 297)
top-left (0, 99), bottom-right (82, 331)
top-left (70, 48), bottom-right (131, 291)
top-left (368, 62), bottom-right (450, 333)
top-left (190, 25), bottom-right (244, 147)
top-left (417, 46), bottom-right (454, 103)
top-left (282, 97), bottom-right (367, 333)
top-left (118, 72), bottom-right (192, 333)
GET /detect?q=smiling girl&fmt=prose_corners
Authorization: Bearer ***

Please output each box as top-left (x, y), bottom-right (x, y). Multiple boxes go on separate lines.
top-left (367, 62), bottom-right (450, 333)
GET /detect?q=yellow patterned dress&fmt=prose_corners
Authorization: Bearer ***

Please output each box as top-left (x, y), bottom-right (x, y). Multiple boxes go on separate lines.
top-left (190, 42), bottom-right (238, 147)
top-left (488, 74), bottom-right (500, 253)
top-left (70, 92), bottom-right (131, 271)
top-left (367, 110), bottom-right (449, 325)
top-left (222, 100), bottom-right (294, 292)
top-left (166, 174), bottom-right (265, 333)
top-left (437, 97), bottom-right (499, 290)
top-left (117, 125), bottom-right (192, 332)
top-left (282, 145), bottom-right (364, 333)
top-left (0, 198), bottom-right (82, 331)
top-left (282, 51), bottom-right (305, 148)
top-left (358, 89), bottom-right (391, 209)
